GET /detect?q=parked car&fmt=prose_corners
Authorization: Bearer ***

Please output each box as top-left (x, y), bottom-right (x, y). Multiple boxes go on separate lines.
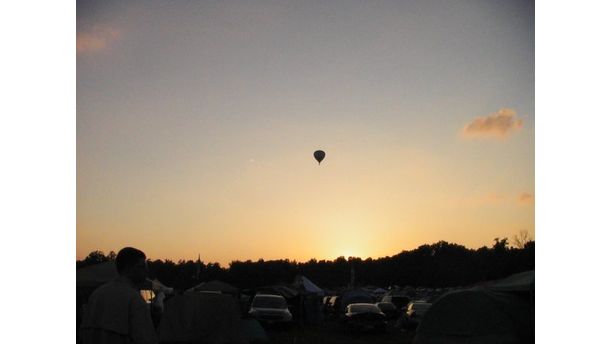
top-left (326, 295), bottom-right (342, 316)
top-left (406, 301), bottom-right (431, 318)
top-left (342, 303), bottom-right (387, 333)
top-left (375, 301), bottom-right (399, 319)
top-left (397, 301), bottom-right (432, 329)
top-left (322, 296), bottom-right (333, 314)
top-left (381, 295), bottom-right (412, 311)
top-left (248, 294), bottom-right (292, 325)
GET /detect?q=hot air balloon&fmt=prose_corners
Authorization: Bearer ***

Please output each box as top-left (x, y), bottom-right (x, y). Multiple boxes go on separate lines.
top-left (314, 150), bottom-right (325, 165)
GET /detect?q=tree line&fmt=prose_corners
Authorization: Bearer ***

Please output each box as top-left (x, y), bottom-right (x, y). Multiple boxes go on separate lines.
top-left (77, 235), bottom-right (534, 291)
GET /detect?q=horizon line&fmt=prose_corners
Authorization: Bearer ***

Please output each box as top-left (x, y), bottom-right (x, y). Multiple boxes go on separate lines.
top-left (77, 238), bottom-right (534, 267)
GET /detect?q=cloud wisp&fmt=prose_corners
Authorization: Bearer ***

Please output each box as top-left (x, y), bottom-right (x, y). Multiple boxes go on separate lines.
top-left (457, 192), bottom-right (534, 207)
top-left (77, 26), bottom-right (120, 55)
top-left (462, 108), bottom-right (523, 139)
top-left (518, 192), bottom-right (534, 205)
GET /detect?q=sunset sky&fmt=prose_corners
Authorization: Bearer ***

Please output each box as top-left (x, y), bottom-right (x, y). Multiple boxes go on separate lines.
top-left (77, 0), bottom-right (534, 265)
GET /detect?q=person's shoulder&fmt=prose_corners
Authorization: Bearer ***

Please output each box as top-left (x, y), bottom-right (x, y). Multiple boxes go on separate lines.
top-left (86, 281), bottom-right (115, 304)
top-left (119, 281), bottom-right (147, 303)
top-left (90, 280), bottom-right (115, 295)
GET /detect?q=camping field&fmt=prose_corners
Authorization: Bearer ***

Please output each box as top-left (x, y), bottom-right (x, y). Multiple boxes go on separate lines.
top-left (265, 320), bottom-right (415, 344)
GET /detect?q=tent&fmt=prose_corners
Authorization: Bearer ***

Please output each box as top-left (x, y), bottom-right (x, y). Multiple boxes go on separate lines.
top-left (76, 261), bottom-right (170, 292)
top-left (414, 270), bottom-right (534, 344)
top-left (240, 319), bottom-right (268, 343)
top-left (77, 262), bottom-right (123, 331)
top-left (485, 270), bottom-right (535, 293)
top-left (257, 285), bottom-right (299, 299)
top-left (293, 275), bottom-right (324, 296)
top-left (188, 280), bottom-right (239, 295)
top-left (76, 262), bottom-right (118, 288)
top-left (360, 286), bottom-right (387, 299)
top-left (159, 292), bottom-right (248, 344)
top-left (372, 288), bottom-right (387, 295)
top-left (340, 289), bottom-right (375, 310)
top-left (293, 275), bottom-right (324, 325)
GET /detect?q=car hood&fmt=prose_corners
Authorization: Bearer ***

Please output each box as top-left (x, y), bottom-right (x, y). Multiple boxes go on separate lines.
top-left (251, 307), bottom-right (290, 313)
top-left (346, 312), bottom-right (386, 319)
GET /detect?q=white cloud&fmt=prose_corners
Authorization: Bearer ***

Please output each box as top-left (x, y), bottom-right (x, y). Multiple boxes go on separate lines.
top-left (462, 108), bottom-right (523, 139)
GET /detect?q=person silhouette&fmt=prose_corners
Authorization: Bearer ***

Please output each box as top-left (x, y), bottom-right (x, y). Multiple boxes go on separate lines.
top-left (80, 247), bottom-right (157, 344)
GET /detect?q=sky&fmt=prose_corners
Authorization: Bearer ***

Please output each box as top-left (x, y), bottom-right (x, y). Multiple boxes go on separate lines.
top-left (77, 0), bottom-right (534, 266)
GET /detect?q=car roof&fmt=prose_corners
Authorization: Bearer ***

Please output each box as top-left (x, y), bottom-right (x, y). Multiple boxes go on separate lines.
top-left (409, 301), bottom-right (431, 306)
top-left (254, 293), bottom-right (285, 298)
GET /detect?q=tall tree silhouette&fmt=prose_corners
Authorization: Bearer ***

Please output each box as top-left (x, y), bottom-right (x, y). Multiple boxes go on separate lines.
top-left (78, 238), bottom-right (535, 290)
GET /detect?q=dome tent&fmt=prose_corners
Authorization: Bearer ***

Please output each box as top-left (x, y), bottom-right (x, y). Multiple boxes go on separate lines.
top-left (159, 292), bottom-right (248, 344)
top-left (414, 270), bottom-right (534, 344)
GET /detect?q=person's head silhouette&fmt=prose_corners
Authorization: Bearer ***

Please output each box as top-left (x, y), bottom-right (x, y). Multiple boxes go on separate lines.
top-left (115, 247), bottom-right (147, 285)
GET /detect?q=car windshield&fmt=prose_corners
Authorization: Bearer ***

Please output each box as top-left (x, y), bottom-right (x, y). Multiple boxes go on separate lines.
top-left (252, 296), bottom-right (287, 309)
top-left (348, 304), bottom-right (380, 313)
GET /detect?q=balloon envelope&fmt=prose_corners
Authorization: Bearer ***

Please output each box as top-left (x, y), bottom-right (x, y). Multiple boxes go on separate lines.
top-left (314, 150), bottom-right (325, 164)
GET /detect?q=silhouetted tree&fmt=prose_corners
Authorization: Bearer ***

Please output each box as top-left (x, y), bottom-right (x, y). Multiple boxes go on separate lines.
top-left (493, 237), bottom-right (509, 251)
top-left (77, 250), bottom-right (109, 269)
top-left (512, 230), bottom-right (533, 248)
top-left (77, 237), bottom-right (535, 289)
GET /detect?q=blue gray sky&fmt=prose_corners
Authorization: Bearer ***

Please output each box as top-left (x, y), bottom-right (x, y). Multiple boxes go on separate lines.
top-left (77, 0), bottom-right (534, 264)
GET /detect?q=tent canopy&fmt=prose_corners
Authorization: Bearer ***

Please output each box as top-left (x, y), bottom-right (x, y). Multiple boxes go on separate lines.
top-left (372, 288), bottom-right (387, 294)
top-left (76, 262), bottom-right (118, 288)
top-left (485, 270), bottom-right (534, 292)
top-left (257, 285), bottom-right (299, 299)
top-left (76, 261), bottom-right (169, 291)
top-left (159, 292), bottom-right (247, 344)
top-left (188, 280), bottom-right (239, 294)
top-left (414, 271), bottom-right (535, 344)
top-left (340, 289), bottom-right (375, 309)
top-left (293, 275), bottom-right (324, 296)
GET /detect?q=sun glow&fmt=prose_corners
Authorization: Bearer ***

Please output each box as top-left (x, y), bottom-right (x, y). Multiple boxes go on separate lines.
top-left (333, 248), bottom-right (362, 260)
top-left (76, 1), bottom-right (534, 265)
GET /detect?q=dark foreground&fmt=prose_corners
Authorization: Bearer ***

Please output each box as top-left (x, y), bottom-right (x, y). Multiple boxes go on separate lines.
top-left (265, 320), bottom-right (414, 344)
